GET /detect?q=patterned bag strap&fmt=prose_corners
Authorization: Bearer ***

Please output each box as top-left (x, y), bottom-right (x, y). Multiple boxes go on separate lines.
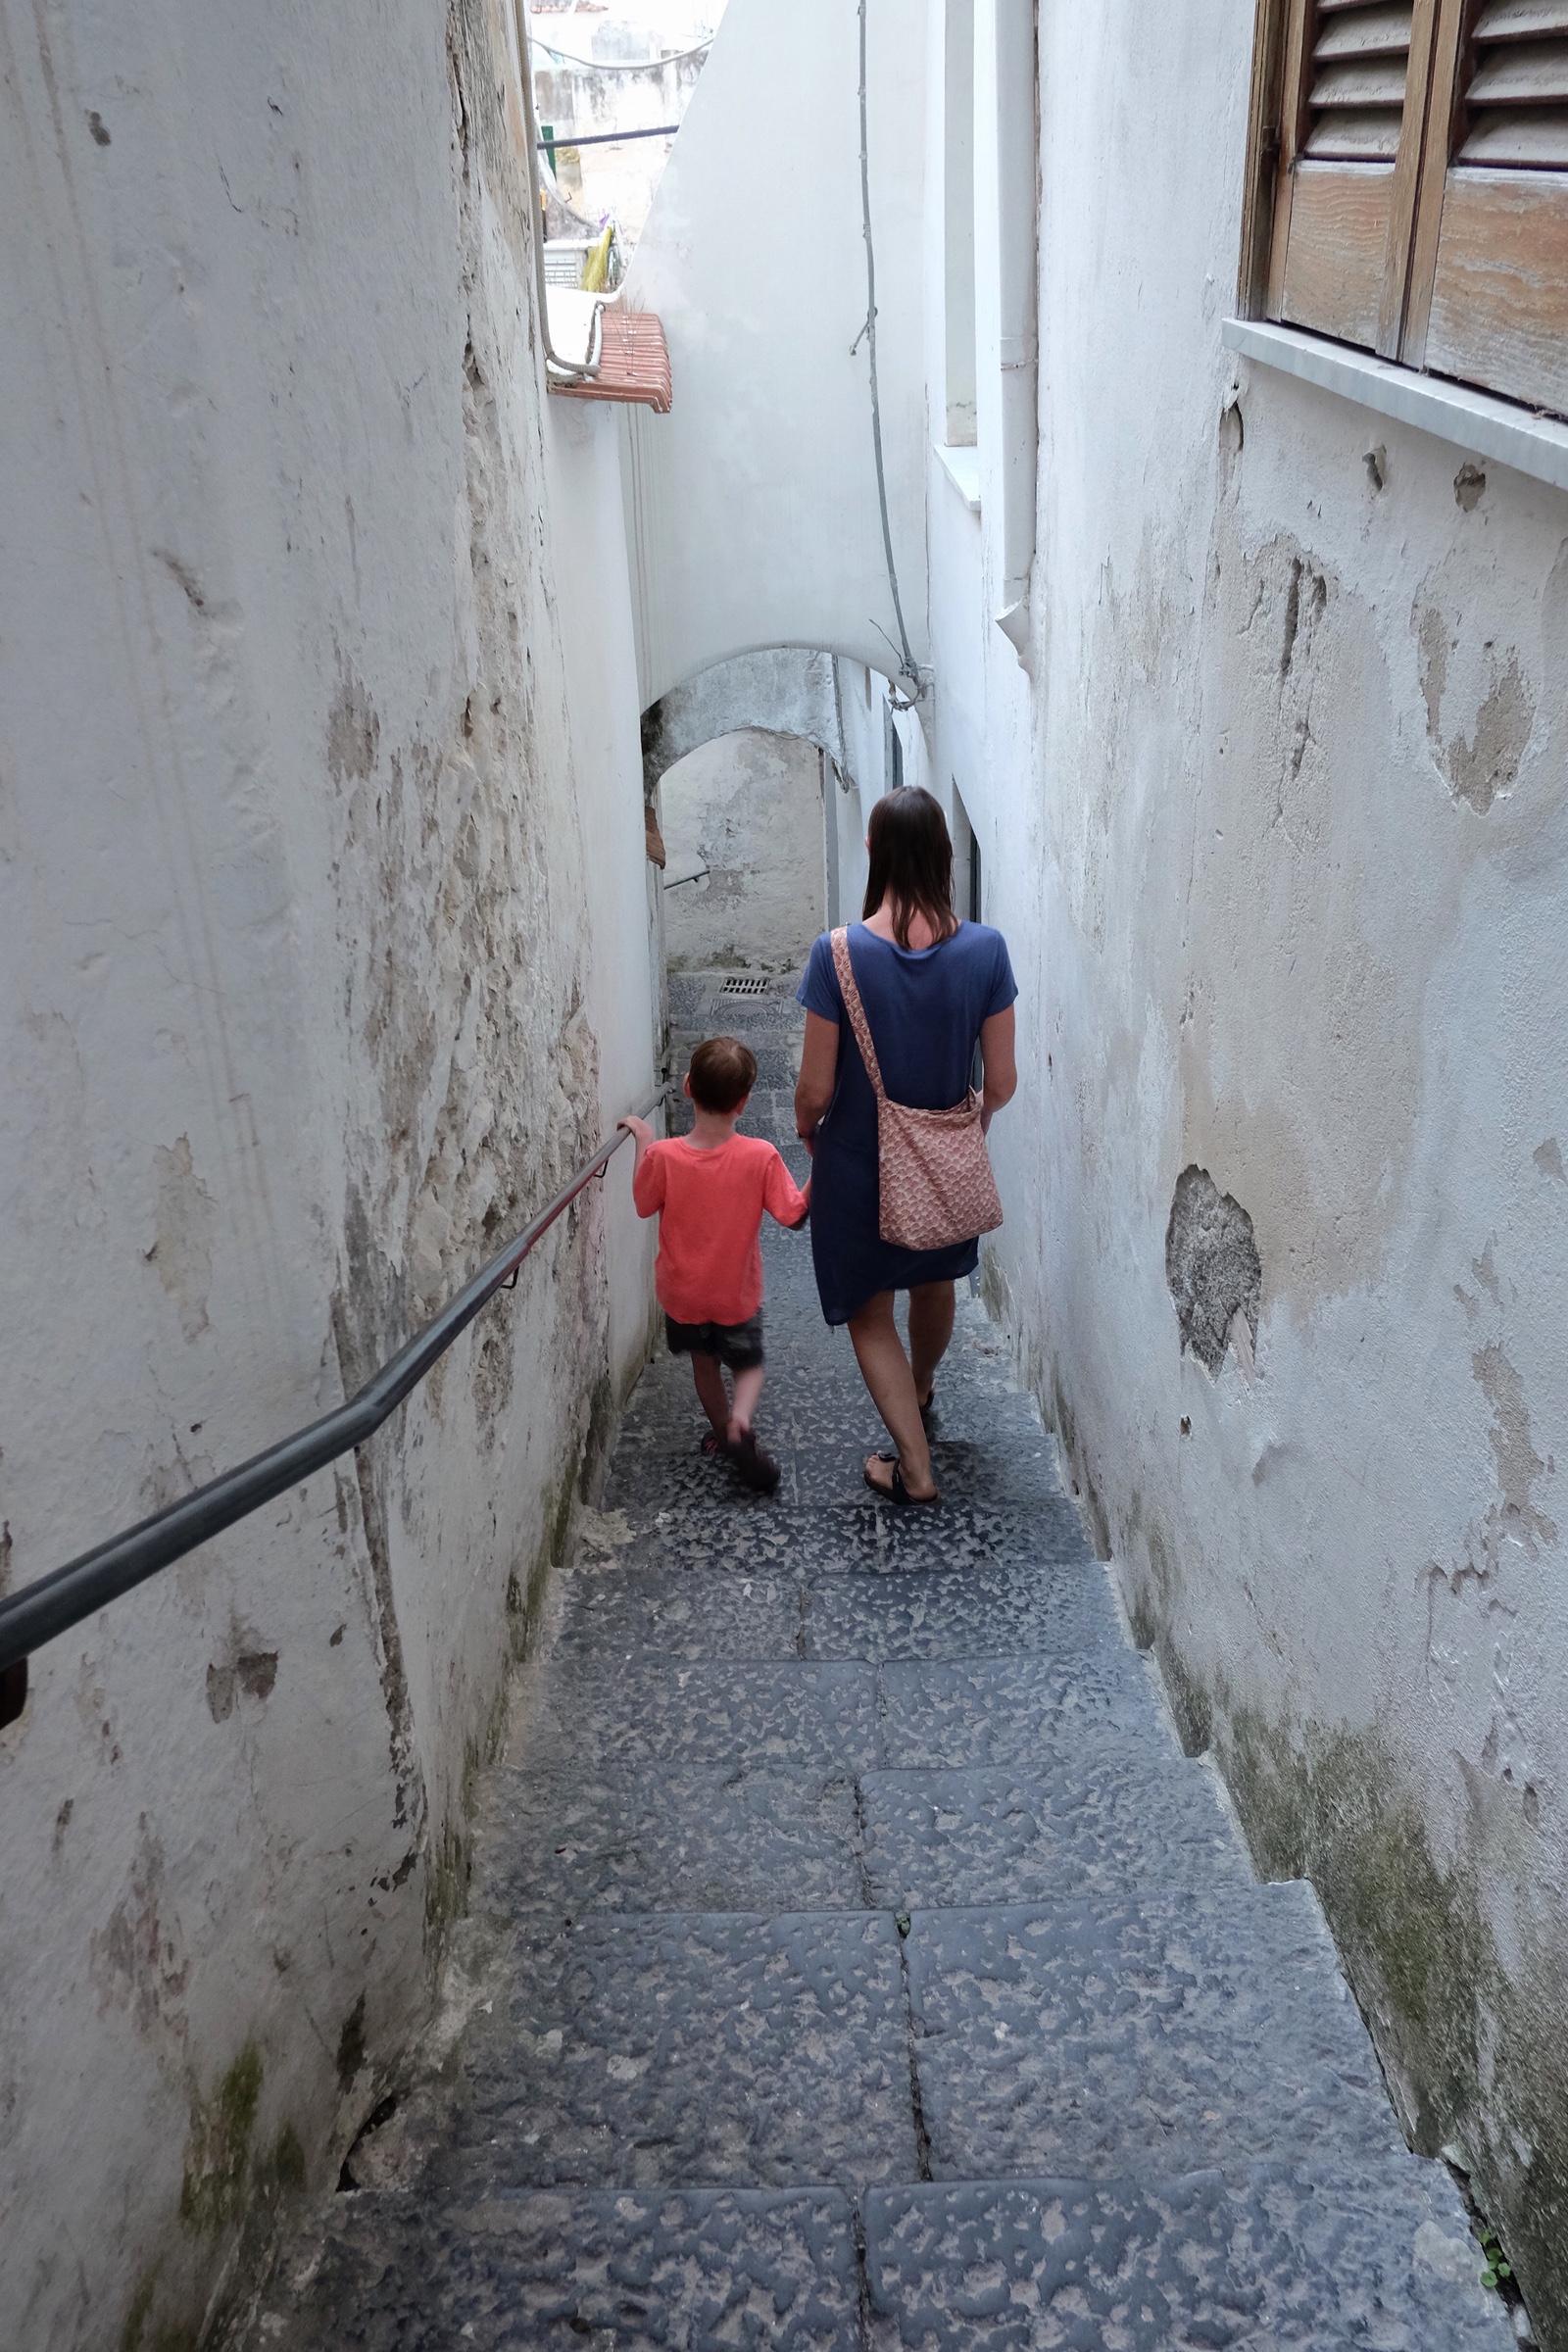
top-left (830, 926), bottom-right (887, 1104)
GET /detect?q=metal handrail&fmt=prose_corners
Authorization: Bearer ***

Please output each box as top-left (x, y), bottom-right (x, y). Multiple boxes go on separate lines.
top-left (0, 1097), bottom-right (658, 1712)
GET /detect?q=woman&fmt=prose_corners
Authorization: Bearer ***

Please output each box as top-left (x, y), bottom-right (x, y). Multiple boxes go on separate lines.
top-left (794, 786), bottom-right (1017, 1503)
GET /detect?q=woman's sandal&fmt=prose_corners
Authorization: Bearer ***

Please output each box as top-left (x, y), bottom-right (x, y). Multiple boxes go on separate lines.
top-left (863, 1450), bottom-right (942, 1507)
top-left (917, 1383), bottom-right (937, 1431)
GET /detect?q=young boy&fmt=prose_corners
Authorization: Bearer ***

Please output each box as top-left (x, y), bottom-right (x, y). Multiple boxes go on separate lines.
top-left (619, 1036), bottom-right (809, 1494)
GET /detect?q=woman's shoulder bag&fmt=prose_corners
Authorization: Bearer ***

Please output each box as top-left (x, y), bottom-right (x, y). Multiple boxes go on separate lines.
top-left (830, 927), bottom-right (1004, 1252)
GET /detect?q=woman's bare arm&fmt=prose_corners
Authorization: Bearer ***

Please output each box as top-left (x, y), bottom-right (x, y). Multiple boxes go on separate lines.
top-left (795, 1011), bottom-right (840, 1150)
top-left (979, 1006), bottom-right (1017, 1132)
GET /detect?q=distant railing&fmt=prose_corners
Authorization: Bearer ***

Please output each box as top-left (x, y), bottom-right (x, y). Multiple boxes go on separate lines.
top-left (0, 1100), bottom-right (658, 1727)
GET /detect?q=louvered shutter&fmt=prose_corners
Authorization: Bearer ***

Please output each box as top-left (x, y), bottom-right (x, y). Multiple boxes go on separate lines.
top-left (1405, 0), bottom-right (1568, 409)
top-left (1266, 0), bottom-right (1439, 352)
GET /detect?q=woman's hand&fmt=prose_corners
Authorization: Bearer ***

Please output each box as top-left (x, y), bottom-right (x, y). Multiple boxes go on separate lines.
top-left (794, 1011), bottom-right (839, 1152)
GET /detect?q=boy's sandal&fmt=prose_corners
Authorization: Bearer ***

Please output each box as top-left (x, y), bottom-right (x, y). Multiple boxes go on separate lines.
top-left (863, 1450), bottom-right (942, 1507)
top-left (701, 1430), bottom-right (726, 1457)
top-left (728, 1427), bottom-right (782, 1494)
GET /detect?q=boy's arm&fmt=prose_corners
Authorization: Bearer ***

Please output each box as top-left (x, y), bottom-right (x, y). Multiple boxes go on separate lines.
top-left (763, 1152), bottom-right (810, 1230)
top-left (617, 1112), bottom-right (654, 1170)
top-left (619, 1117), bottom-right (662, 1216)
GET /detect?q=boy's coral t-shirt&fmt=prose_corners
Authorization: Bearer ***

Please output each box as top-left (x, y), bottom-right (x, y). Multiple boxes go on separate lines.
top-left (632, 1135), bottom-right (807, 1325)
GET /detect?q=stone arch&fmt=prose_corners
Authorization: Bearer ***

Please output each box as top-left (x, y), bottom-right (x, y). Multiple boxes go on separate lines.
top-left (639, 647), bottom-right (927, 935)
top-left (641, 649), bottom-right (854, 806)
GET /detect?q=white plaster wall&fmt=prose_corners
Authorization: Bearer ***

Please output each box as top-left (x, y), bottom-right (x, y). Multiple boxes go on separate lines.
top-left (914, 0), bottom-right (1032, 965)
top-left (660, 730), bottom-right (825, 975)
top-left (617, 0), bottom-right (930, 703)
top-left (932, 0), bottom-right (1568, 2329)
top-left (0, 1), bottom-right (655, 2343)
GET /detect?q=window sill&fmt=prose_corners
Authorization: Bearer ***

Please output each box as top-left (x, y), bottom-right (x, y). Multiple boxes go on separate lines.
top-left (1223, 318), bottom-right (1568, 497)
top-left (934, 442), bottom-right (981, 514)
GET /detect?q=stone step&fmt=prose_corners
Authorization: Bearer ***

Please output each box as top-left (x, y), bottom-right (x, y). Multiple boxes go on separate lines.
top-left (382, 1883), bottom-right (1398, 2202)
top-left (572, 1501), bottom-right (1088, 1592)
top-left (603, 1423), bottom-right (1088, 1519)
top-left (475, 1748), bottom-right (1248, 1922)
top-left (437, 1908), bottom-right (919, 2194)
top-left (478, 1763), bottom-right (869, 1918)
top-left (255, 2155), bottom-right (1512, 2351)
top-left (667, 975), bottom-right (806, 1017)
top-left (859, 1758), bottom-right (1250, 1909)
top-left (556, 1549), bottom-right (1114, 1664)
top-left (861, 2158), bottom-right (1514, 2350)
top-left (608, 1382), bottom-right (1052, 1465)
top-left (905, 1885), bottom-right (1403, 2181)
top-left (510, 1648), bottom-right (1161, 1783)
top-left (614, 1342), bottom-right (1052, 1447)
top-left (265, 2183), bottom-right (863, 2349)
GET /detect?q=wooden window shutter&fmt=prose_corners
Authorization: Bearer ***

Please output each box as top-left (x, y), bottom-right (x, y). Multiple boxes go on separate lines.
top-left (1404, 0), bottom-right (1568, 412)
top-left (1263, 0), bottom-right (1445, 355)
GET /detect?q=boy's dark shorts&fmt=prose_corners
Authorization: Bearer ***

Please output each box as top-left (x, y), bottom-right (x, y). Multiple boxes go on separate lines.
top-left (664, 1310), bottom-right (765, 1371)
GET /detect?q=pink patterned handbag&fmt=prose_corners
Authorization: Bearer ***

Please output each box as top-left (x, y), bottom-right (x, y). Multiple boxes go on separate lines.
top-left (830, 927), bottom-right (1004, 1252)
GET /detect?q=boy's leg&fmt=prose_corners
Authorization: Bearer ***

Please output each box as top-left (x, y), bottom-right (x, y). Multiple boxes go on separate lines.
top-left (722, 1347), bottom-right (779, 1493)
top-left (690, 1351), bottom-right (731, 1435)
top-left (727, 1363), bottom-right (765, 1437)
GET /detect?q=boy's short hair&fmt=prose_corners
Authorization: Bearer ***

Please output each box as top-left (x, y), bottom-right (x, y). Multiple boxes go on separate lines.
top-left (688, 1035), bottom-right (757, 1113)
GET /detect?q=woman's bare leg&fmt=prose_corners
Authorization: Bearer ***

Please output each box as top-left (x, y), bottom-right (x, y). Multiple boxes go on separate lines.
top-left (848, 1291), bottom-right (938, 1498)
top-left (907, 1280), bottom-right (956, 1408)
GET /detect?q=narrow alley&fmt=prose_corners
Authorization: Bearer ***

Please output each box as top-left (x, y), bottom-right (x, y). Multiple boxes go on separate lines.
top-left (8, 0), bottom-right (1568, 2342)
top-left (240, 978), bottom-right (1508, 2349)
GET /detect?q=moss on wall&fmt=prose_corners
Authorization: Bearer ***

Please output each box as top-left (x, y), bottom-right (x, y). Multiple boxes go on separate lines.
top-left (179, 2044), bottom-right (264, 2237)
top-left (1129, 1600), bottom-right (1568, 2348)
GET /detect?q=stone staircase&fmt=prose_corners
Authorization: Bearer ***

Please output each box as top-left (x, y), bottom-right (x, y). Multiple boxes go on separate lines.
top-left (249, 975), bottom-right (1514, 2348)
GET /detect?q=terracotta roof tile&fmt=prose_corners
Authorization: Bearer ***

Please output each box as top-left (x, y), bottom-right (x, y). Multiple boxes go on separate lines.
top-left (551, 310), bottom-right (671, 413)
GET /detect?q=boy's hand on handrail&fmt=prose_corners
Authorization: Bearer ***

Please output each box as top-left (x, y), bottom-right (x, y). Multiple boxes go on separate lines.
top-left (617, 1113), bottom-right (654, 1167)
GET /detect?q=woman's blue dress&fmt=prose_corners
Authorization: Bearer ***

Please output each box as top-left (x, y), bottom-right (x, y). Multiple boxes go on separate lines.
top-left (796, 921), bottom-right (1018, 1324)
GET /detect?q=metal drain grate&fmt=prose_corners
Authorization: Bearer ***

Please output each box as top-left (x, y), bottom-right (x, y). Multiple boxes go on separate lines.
top-left (719, 975), bottom-right (771, 997)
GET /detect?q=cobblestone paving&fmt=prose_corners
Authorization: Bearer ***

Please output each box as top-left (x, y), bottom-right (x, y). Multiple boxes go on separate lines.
top-left (248, 977), bottom-right (1513, 2348)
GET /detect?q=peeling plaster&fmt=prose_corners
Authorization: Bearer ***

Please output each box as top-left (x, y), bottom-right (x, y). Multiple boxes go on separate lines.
top-left (146, 1137), bottom-right (217, 1341)
top-left (1472, 1344), bottom-right (1558, 1565)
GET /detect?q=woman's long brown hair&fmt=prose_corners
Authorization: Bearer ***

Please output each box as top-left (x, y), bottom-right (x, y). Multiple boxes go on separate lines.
top-left (862, 786), bottom-right (959, 948)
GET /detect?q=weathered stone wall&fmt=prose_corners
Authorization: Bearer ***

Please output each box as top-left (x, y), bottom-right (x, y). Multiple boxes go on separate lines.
top-left (975, 5), bottom-right (1568, 2337)
top-left (660, 729), bottom-right (826, 975)
top-left (0, 0), bottom-right (655, 2344)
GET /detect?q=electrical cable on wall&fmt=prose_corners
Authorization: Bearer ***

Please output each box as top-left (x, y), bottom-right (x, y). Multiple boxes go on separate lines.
top-left (858, 0), bottom-right (919, 698)
top-left (527, 27), bottom-right (713, 71)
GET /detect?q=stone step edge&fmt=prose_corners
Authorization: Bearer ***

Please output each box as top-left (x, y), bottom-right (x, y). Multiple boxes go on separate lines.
top-left (544, 1645), bottom-right (1144, 1674)
top-left (545, 1644), bottom-right (1134, 1677)
top-left (394, 2151), bottom-right (1465, 2212)
top-left (489, 1886), bottom-right (1351, 1944)
top-left (495, 1741), bottom-right (1217, 1788)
